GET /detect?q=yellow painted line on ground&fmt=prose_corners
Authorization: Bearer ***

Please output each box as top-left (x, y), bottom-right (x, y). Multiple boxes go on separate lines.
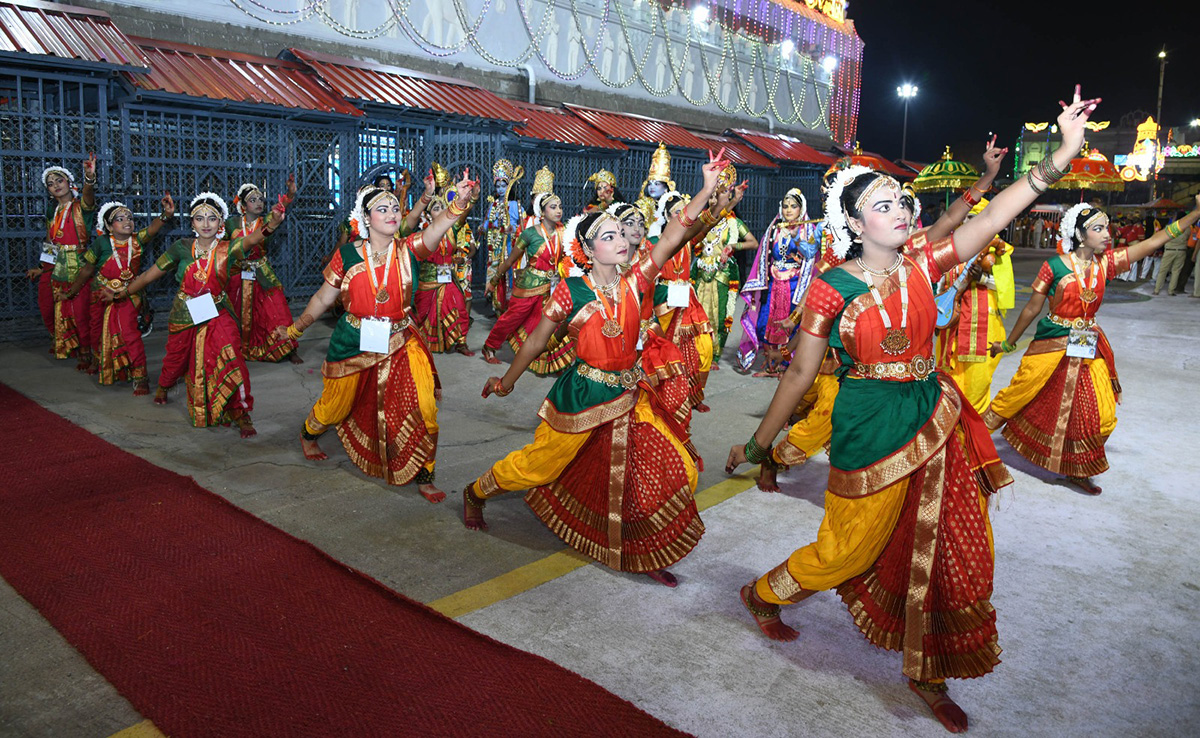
top-left (428, 470), bottom-right (757, 619)
top-left (107, 720), bottom-right (167, 738)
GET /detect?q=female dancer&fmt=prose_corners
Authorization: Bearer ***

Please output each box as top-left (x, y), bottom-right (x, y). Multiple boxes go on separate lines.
top-left (726, 88), bottom-right (1099, 733)
top-left (61, 195), bottom-right (175, 393)
top-left (462, 151), bottom-right (735, 586)
top-left (691, 195), bottom-right (758, 369)
top-left (106, 192), bottom-right (287, 436)
top-left (414, 191), bottom-right (475, 355)
top-left (27, 155), bottom-right (97, 367)
top-left (226, 176), bottom-right (302, 363)
top-left (755, 142), bottom-right (1011, 493)
top-left (481, 189), bottom-right (574, 374)
top-left (737, 188), bottom-right (821, 377)
top-left (279, 172), bottom-right (479, 503)
top-left (985, 196), bottom-right (1200, 494)
top-left (644, 189), bottom-right (726, 415)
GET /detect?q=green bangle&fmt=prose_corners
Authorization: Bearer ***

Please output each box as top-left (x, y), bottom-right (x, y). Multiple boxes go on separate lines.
top-left (1002, 340), bottom-right (1017, 354)
top-left (745, 434), bottom-right (771, 465)
top-left (1166, 221), bottom-right (1183, 239)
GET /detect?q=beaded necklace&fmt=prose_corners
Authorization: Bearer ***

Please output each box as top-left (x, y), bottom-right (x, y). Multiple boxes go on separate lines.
top-left (1070, 252), bottom-right (1099, 304)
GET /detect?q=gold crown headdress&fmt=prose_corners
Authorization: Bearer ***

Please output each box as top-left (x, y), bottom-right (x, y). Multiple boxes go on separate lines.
top-left (492, 158), bottom-right (518, 182)
top-left (717, 163), bottom-right (737, 191)
top-left (430, 162), bottom-right (451, 191)
top-left (646, 143), bottom-right (674, 187)
top-left (587, 169), bottom-right (617, 188)
top-left (531, 166), bottom-right (555, 195)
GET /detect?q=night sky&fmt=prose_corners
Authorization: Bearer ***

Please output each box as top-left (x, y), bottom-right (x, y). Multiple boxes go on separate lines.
top-left (849, 1), bottom-right (1200, 165)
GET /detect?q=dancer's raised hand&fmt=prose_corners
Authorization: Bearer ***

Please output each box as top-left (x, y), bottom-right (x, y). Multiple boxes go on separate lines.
top-left (981, 135), bottom-right (1008, 174)
top-left (1056, 84), bottom-right (1100, 152)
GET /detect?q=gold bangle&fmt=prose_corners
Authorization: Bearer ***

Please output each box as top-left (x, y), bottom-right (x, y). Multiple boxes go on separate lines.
top-left (699, 210), bottom-right (719, 227)
top-left (447, 200), bottom-right (469, 218)
top-left (286, 324), bottom-right (304, 340)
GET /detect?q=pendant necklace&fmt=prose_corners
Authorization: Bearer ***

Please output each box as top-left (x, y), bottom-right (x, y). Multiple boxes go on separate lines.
top-left (1071, 252), bottom-right (1098, 305)
top-left (361, 239), bottom-right (396, 306)
top-left (112, 235), bottom-right (135, 282)
top-left (857, 254), bottom-right (910, 355)
top-left (587, 274), bottom-right (623, 339)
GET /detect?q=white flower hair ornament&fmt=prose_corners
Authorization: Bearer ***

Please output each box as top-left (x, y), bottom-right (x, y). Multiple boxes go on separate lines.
top-left (823, 165), bottom-right (877, 260)
top-left (648, 190), bottom-right (687, 240)
top-left (42, 166), bottom-right (79, 197)
top-left (1059, 202), bottom-right (1105, 253)
top-left (533, 192), bottom-right (560, 220)
top-left (347, 187), bottom-right (399, 237)
top-left (96, 201), bottom-right (129, 235)
top-left (234, 183), bottom-right (262, 214)
top-left (189, 192), bottom-right (230, 238)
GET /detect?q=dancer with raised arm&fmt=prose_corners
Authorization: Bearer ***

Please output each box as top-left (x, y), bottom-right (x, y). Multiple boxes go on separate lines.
top-left (226, 175), bottom-right (302, 364)
top-left (279, 172), bottom-right (479, 503)
top-left (61, 194), bottom-right (174, 393)
top-left (105, 192), bottom-right (288, 437)
top-left (985, 195), bottom-right (1200, 494)
top-left (726, 88), bottom-right (1099, 733)
top-left (27, 154), bottom-right (98, 368)
top-left (462, 150), bottom-right (735, 587)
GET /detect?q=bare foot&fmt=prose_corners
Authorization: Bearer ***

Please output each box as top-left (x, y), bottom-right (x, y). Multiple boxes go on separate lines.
top-left (462, 485), bottom-right (488, 530)
top-left (455, 344), bottom-right (476, 357)
top-left (132, 379), bottom-right (150, 396)
top-left (710, 363), bottom-right (720, 372)
top-left (694, 402), bottom-right (711, 413)
top-left (1067, 476), bottom-right (1102, 495)
top-left (153, 387), bottom-right (169, 405)
top-left (752, 369), bottom-right (783, 379)
top-left (740, 583), bottom-right (799, 641)
top-left (646, 569), bottom-right (678, 587)
top-left (481, 348), bottom-right (502, 365)
top-left (84, 358), bottom-right (99, 375)
top-left (301, 436), bottom-right (328, 461)
top-left (236, 417), bottom-right (257, 438)
top-left (756, 464), bottom-right (780, 493)
top-left (418, 483), bottom-right (446, 503)
top-left (288, 352), bottom-right (304, 364)
top-left (908, 680), bottom-right (968, 733)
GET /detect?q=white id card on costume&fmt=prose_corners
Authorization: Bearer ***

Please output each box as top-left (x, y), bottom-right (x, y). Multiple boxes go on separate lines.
top-left (1066, 328), bottom-right (1098, 359)
top-left (39, 251), bottom-right (57, 265)
top-left (359, 316), bottom-right (391, 353)
top-left (666, 282), bottom-right (690, 308)
top-left (241, 269), bottom-right (256, 281)
top-left (436, 265), bottom-right (453, 283)
top-left (186, 292), bottom-right (219, 324)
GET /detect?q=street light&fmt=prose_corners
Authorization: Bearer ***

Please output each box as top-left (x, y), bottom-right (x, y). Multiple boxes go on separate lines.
top-left (1153, 47), bottom-right (1166, 199)
top-left (897, 84), bottom-right (918, 161)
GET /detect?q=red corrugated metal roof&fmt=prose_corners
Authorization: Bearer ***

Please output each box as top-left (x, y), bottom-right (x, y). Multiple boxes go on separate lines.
top-left (288, 48), bottom-right (523, 123)
top-left (509, 100), bottom-right (627, 151)
top-left (690, 131), bottom-right (778, 169)
top-left (849, 150), bottom-right (913, 179)
top-left (124, 38), bottom-right (362, 117)
top-left (0, 0), bottom-right (147, 70)
top-left (564, 104), bottom-right (714, 152)
top-left (728, 129), bottom-right (836, 166)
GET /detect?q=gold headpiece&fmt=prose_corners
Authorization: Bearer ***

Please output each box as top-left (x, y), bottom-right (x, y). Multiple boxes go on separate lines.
top-left (430, 162), bottom-right (450, 191)
top-left (717, 163), bottom-right (737, 191)
top-left (854, 174), bottom-right (902, 213)
top-left (587, 169), bottom-right (617, 188)
top-left (493, 158), bottom-right (517, 182)
top-left (647, 143), bottom-right (673, 185)
top-left (531, 166), bottom-right (555, 195)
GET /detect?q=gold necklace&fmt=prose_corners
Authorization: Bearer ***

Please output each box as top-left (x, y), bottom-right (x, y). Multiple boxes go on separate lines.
top-left (859, 257), bottom-right (911, 356)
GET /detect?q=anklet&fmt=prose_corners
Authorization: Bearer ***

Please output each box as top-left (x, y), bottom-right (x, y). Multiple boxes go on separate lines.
top-left (743, 590), bottom-right (781, 619)
top-left (911, 679), bottom-right (948, 694)
top-left (463, 483), bottom-right (486, 508)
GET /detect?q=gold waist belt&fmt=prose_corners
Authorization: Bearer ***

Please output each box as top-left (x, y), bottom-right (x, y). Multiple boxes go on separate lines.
top-left (576, 362), bottom-right (645, 391)
top-left (852, 354), bottom-right (935, 381)
top-left (1049, 314), bottom-right (1095, 330)
top-left (345, 313), bottom-right (413, 334)
top-left (524, 266), bottom-right (554, 280)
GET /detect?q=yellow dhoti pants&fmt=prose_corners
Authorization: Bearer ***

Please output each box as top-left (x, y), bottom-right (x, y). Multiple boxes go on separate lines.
top-left (987, 349), bottom-right (1116, 436)
top-left (305, 340), bottom-right (439, 473)
top-left (656, 312), bottom-right (714, 372)
top-left (477, 393), bottom-right (698, 496)
top-left (942, 309), bottom-right (1006, 415)
top-left (773, 371), bottom-right (839, 466)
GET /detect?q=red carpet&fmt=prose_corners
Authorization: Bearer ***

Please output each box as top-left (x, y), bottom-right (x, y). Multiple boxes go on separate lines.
top-left (0, 384), bottom-right (690, 737)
